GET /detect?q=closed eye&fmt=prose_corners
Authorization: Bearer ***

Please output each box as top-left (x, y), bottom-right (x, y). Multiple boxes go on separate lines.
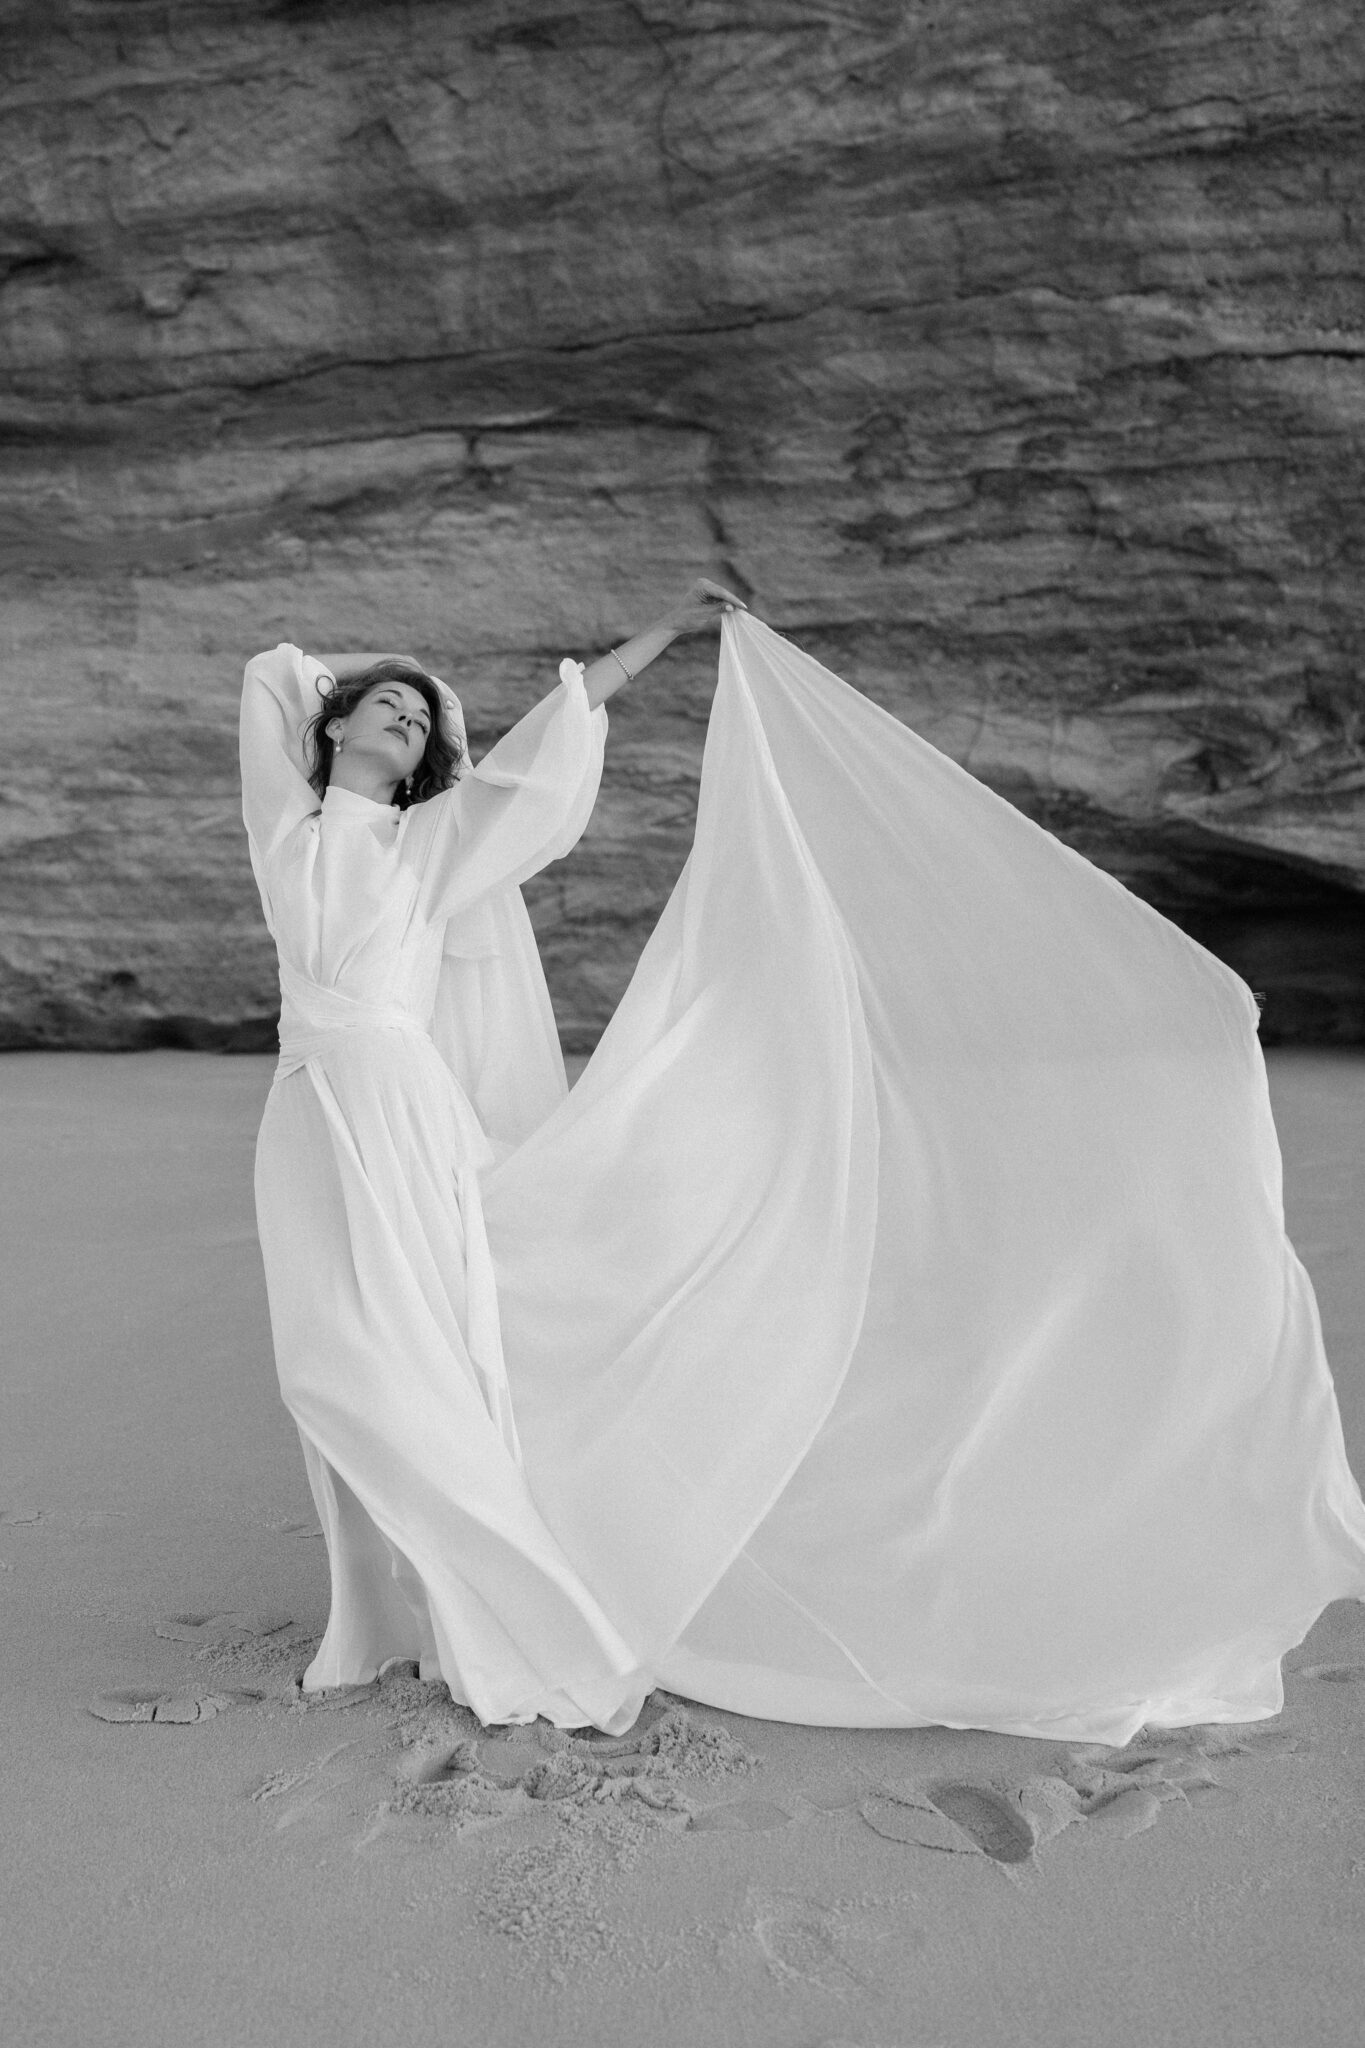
top-left (377, 692), bottom-right (429, 734)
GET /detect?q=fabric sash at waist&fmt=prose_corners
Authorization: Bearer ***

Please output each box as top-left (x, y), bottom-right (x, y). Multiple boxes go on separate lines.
top-left (274, 963), bottom-right (433, 1080)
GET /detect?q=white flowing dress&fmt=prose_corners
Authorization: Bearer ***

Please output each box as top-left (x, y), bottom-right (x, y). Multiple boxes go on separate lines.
top-left (242, 616), bottom-right (1365, 1745)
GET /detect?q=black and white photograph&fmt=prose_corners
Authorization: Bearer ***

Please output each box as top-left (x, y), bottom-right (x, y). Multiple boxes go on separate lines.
top-left (3, 3), bottom-right (1364, 2044)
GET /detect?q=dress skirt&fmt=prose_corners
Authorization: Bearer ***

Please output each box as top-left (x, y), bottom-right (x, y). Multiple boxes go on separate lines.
top-left (255, 1029), bottom-right (653, 1732)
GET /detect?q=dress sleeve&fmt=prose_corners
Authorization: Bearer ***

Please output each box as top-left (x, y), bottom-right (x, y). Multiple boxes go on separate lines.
top-left (239, 643), bottom-right (332, 890)
top-left (405, 660), bottom-right (608, 926)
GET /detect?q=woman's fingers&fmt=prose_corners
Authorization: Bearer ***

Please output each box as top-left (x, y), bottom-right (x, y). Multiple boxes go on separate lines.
top-left (662, 576), bottom-right (755, 635)
top-left (695, 577), bottom-right (748, 611)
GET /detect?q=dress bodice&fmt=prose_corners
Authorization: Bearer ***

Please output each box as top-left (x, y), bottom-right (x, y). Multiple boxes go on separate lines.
top-left (268, 785), bottom-right (445, 1034)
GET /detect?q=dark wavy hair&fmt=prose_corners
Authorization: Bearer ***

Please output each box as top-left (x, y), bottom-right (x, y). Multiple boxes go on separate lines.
top-left (304, 660), bottom-right (464, 810)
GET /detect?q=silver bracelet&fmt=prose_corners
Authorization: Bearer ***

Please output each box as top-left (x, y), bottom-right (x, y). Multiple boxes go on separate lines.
top-left (608, 645), bottom-right (635, 683)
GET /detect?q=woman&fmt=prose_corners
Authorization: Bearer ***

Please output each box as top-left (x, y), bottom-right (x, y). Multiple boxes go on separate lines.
top-left (243, 580), bottom-right (745, 1733)
top-left (242, 589), bottom-right (1365, 1744)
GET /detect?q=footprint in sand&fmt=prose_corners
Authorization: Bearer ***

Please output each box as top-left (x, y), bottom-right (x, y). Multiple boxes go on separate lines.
top-left (861, 1743), bottom-right (1241, 1861)
top-left (90, 1612), bottom-right (306, 1726)
top-left (384, 1695), bottom-right (754, 1838)
top-left (1204, 1725), bottom-right (1306, 1759)
top-left (861, 1780), bottom-right (1039, 1864)
top-left (749, 1885), bottom-right (865, 1991)
top-left (154, 1611), bottom-right (293, 1650)
top-left (89, 1686), bottom-right (261, 1725)
top-left (395, 1739), bottom-right (481, 1787)
top-left (1293, 1662), bottom-right (1365, 1684)
top-left (274, 1519), bottom-right (326, 1540)
top-left (928, 1781), bottom-right (1038, 1862)
top-left (0, 1508), bottom-right (42, 1526)
top-left (859, 1716), bottom-right (1308, 1867)
top-left (1053, 1721), bottom-right (1305, 1833)
top-left (1081, 1784), bottom-right (1167, 1837)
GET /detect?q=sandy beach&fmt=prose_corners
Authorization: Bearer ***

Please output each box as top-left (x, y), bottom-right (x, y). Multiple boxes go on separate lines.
top-left (3, 1047), bottom-right (1364, 2048)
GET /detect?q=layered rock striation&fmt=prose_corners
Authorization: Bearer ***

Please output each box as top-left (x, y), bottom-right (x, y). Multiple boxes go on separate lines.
top-left (1, 0), bottom-right (1363, 1049)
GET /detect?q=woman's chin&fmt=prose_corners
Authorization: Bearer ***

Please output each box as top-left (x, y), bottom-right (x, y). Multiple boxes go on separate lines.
top-left (361, 744), bottom-right (412, 779)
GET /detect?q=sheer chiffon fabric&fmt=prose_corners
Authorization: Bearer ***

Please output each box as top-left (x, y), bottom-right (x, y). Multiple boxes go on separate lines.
top-left (242, 615), bottom-right (1365, 1745)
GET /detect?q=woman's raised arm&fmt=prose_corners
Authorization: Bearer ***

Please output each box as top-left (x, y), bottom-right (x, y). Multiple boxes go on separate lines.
top-left (239, 643), bottom-right (334, 874)
top-left (578, 579), bottom-right (746, 710)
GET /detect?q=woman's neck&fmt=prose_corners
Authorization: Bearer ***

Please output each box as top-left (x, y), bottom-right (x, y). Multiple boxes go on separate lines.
top-left (327, 757), bottom-right (398, 806)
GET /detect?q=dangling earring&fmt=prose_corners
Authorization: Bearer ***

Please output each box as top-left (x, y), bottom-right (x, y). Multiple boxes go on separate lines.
top-left (404, 773), bottom-right (414, 798)
top-left (332, 731), bottom-right (344, 752)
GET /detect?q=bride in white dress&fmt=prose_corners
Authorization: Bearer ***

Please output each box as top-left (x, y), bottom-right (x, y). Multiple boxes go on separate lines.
top-left (241, 583), bottom-right (1365, 1746)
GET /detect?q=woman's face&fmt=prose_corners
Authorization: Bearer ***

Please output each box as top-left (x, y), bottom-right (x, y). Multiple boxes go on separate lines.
top-left (331, 681), bottom-right (431, 782)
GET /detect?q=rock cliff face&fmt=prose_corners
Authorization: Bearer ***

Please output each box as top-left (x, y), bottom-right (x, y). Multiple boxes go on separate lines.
top-left (1, 0), bottom-right (1363, 1050)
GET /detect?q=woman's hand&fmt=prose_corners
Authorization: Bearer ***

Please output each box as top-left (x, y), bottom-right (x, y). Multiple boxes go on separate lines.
top-left (659, 578), bottom-right (750, 636)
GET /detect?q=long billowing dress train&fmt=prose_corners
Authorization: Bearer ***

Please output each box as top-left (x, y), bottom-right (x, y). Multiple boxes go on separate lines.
top-left (242, 614), bottom-right (1365, 1745)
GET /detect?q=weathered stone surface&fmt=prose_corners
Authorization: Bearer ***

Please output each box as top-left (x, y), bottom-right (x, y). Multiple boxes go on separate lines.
top-left (1, 0), bottom-right (1362, 1049)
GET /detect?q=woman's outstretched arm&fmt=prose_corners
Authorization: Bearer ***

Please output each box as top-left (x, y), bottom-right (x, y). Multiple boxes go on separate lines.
top-left (579, 579), bottom-right (747, 709)
top-left (319, 576), bottom-right (745, 714)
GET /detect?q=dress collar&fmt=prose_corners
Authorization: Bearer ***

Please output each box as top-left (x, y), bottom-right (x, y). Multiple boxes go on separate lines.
top-left (320, 783), bottom-right (406, 843)
top-left (321, 784), bottom-right (399, 820)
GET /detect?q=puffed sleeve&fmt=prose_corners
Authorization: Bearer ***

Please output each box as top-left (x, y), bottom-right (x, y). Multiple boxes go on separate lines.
top-left (404, 660), bottom-right (608, 926)
top-left (239, 643), bottom-right (333, 923)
